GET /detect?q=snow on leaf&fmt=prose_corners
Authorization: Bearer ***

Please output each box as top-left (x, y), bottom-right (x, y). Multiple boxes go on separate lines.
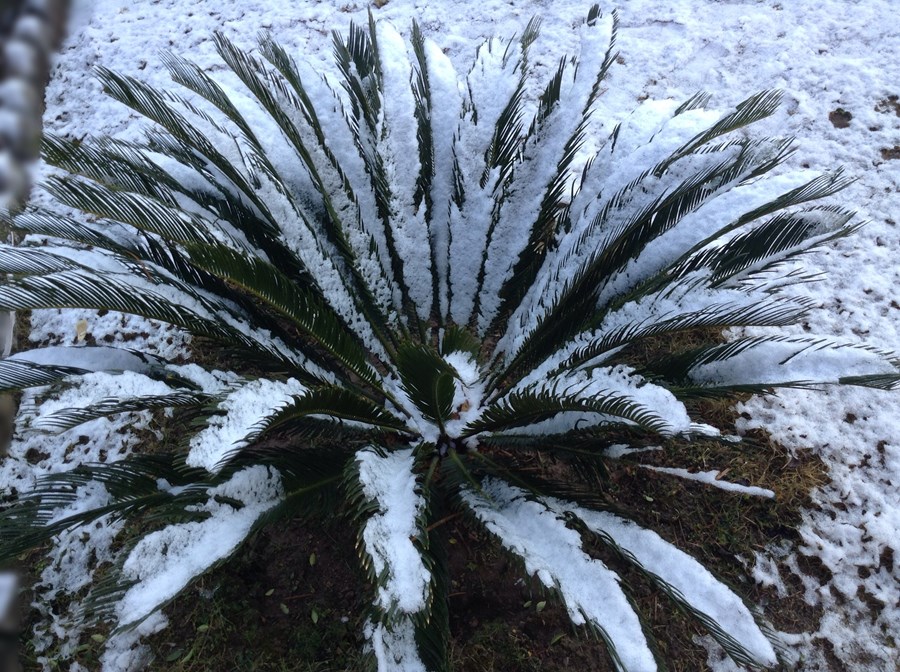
top-left (355, 447), bottom-right (430, 615)
top-left (462, 478), bottom-right (657, 672)
top-left (186, 377), bottom-right (307, 473)
top-left (115, 465), bottom-right (283, 629)
top-left (551, 503), bottom-right (777, 668)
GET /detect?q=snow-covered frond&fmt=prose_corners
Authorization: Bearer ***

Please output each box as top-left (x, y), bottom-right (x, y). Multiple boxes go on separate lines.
top-left (42, 133), bottom-right (179, 206)
top-left (223, 386), bottom-right (411, 461)
top-left (160, 51), bottom-right (269, 159)
top-left (463, 370), bottom-right (678, 439)
top-left (42, 175), bottom-right (221, 246)
top-left (549, 502), bottom-right (777, 669)
top-left (332, 17), bottom-right (430, 334)
top-left (548, 293), bottom-right (812, 375)
top-left (692, 206), bottom-right (857, 287)
top-left (409, 27), bottom-right (462, 325)
top-left (0, 454), bottom-right (212, 564)
top-left (186, 377), bottom-right (307, 473)
top-left (348, 447), bottom-right (440, 672)
top-left (658, 90), bottom-right (783, 173)
top-left (478, 7), bottom-right (618, 336)
top-left (95, 68), bottom-right (270, 218)
top-left (210, 33), bottom-right (397, 356)
top-left (372, 22), bottom-right (434, 325)
top-left (257, 33), bottom-right (402, 321)
top-left (210, 34), bottom-right (357, 264)
top-left (110, 465), bottom-right (284, 630)
top-left (446, 29), bottom-right (533, 326)
top-left (0, 267), bottom-right (324, 377)
top-left (33, 391), bottom-right (211, 434)
top-left (462, 479), bottom-right (658, 672)
top-left (0, 244), bottom-right (86, 275)
top-left (12, 209), bottom-right (146, 254)
top-left (683, 336), bottom-right (900, 391)
top-left (493, 135), bottom-right (791, 383)
top-left (8, 345), bottom-right (165, 373)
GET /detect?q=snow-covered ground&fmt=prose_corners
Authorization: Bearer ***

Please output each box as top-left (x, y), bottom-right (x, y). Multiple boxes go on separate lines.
top-left (7, 0), bottom-right (900, 669)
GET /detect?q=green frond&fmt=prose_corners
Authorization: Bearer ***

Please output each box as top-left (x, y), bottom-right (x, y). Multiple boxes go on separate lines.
top-left (229, 386), bottom-right (410, 452)
top-left (395, 343), bottom-right (458, 430)
top-left (0, 358), bottom-right (86, 392)
top-left (12, 209), bottom-right (148, 256)
top-left (556, 296), bottom-right (813, 374)
top-left (657, 90), bottom-right (783, 173)
top-left (161, 51), bottom-right (266, 155)
top-left (32, 391), bottom-right (212, 433)
top-left (42, 133), bottom-right (178, 204)
top-left (95, 67), bottom-right (284, 238)
top-left (707, 207), bottom-right (857, 285)
top-left (0, 269), bottom-right (317, 376)
top-left (438, 325), bottom-right (481, 358)
top-left (184, 241), bottom-right (383, 390)
top-left (837, 373), bottom-right (900, 390)
top-left (43, 175), bottom-right (218, 245)
top-left (0, 454), bottom-right (212, 563)
top-left (333, 18), bottom-right (381, 135)
top-left (462, 384), bottom-right (671, 437)
top-left (0, 245), bottom-right (82, 275)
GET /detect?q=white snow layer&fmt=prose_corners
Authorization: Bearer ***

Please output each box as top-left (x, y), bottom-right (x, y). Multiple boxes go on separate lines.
top-left (355, 448), bottom-right (431, 672)
top-left (641, 466), bottom-right (776, 499)
top-left (549, 502), bottom-right (777, 666)
top-left (463, 479), bottom-right (657, 672)
top-left (186, 377), bottom-right (306, 472)
top-left (116, 465), bottom-right (283, 628)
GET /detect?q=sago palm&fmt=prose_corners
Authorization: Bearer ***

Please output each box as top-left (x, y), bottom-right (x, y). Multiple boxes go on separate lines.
top-left (0, 6), bottom-right (896, 671)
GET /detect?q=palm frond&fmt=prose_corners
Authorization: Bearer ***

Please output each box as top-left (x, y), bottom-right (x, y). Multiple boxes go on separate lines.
top-left (461, 478), bottom-right (661, 672)
top-left (184, 241), bottom-right (384, 390)
top-left (0, 358), bottom-right (86, 392)
top-left (463, 383), bottom-right (672, 437)
top-left (346, 447), bottom-right (447, 672)
top-left (555, 503), bottom-right (777, 669)
top-left (32, 391), bottom-right (212, 433)
top-left (394, 343), bottom-right (458, 430)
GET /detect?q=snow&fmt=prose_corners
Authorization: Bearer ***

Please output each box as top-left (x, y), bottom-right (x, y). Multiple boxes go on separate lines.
top-left (641, 466), bottom-right (776, 499)
top-left (4, 0), bottom-right (900, 670)
top-left (552, 503), bottom-right (777, 667)
top-left (355, 448), bottom-right (431, 671)
top-left (186, 376), bottom-right (306, 472)
top-left (355, 447), bottom-right (430, 615)
top-left (463, 478), bottom-right (657, 672)
top-left (116, 465), bottom-right (283, 628)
